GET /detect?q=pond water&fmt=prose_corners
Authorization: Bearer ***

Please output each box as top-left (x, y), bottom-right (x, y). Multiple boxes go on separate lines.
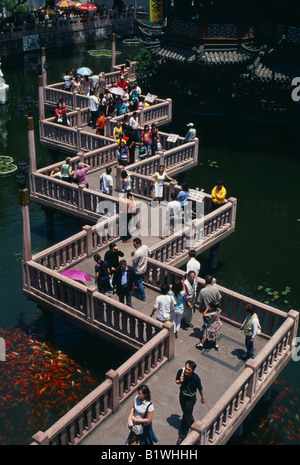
top-left (0, 38), bottom-right (299, 445)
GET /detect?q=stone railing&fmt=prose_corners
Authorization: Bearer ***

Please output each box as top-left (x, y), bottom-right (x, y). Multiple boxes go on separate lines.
top-left (25, 258), bottom-right (162, 350)
top-left (0, 13), bottom-right (134, 40)
top-left (148, 200), bottom-right (235, 263)
top-left (39, 118), bottom-right (115, 153)
top-left (28, 256), bottom-right (298, 445)
top-left (145, 258), bottom-right (290, 337)
top-left (32, 218), bottom-right (119, 272)
top-left (105, 98), bottom-right (173, 137)
top-left (31, 322), bottom-right (173, 445)
top-left (183, 311), bottom-right (298, 445)
top-left (43, 61), bottom-right (139, 111)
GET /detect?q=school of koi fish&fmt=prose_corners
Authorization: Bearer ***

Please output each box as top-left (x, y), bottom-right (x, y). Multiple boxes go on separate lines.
top-left (243, 379), bottom-right (300, 445)
top-left (0, 326), bottom-right (98, 445)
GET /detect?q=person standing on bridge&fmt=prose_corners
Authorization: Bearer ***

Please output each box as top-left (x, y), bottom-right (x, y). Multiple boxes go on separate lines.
top-left (195, 300), bottom-right (222, 352)
top-left (131, 238), bottom-right (150, 302)
top-left (126, 385), bottom-right (158, 445)
top-left (113, 260), bottom-right (135, 308)
top-left (240, 304), bottom-right (261, 361)
top-left (181, 271), bottom-right (198, 328)
top-left (175, 360), bottom-right (205, 445)
top-left (197, 275), bottom-right (222, 335)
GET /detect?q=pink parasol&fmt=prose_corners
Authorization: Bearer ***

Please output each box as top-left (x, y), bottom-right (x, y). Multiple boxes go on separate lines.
top-left (76, 3), bottom-right (97, 11)
top-left (109, 87), bottom-right (126, 97)
top-left (60, 269), bottom-right (92, 282)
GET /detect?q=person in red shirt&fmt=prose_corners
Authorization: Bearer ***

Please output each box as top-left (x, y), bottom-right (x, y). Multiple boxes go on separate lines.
top-left (96, 112), bottom-right (107, 136)
top-left (117, 75), bottom-right (128, 90)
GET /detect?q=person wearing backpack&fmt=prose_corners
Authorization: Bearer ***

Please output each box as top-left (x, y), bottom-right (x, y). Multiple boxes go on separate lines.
top-left (240, 303), bottom-right (261, 361)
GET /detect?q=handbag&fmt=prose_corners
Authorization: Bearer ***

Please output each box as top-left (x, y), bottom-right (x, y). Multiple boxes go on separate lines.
top-left (131, 401), bottom-right (152, 436)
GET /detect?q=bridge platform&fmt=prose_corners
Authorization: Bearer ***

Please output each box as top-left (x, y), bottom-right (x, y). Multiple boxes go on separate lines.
top-left (80, 309), bottom-right (266, 446)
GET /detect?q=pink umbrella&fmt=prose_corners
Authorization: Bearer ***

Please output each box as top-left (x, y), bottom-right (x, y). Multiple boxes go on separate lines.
top-left (109, 87), bottom-right (126, 97)
top-left (76, 3), bottom-right (97, 11)
top-left (60, 269), bottom-right (92, 282)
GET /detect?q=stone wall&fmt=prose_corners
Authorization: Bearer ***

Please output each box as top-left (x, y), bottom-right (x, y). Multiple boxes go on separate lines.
top-left (0, 16), bottom-right (136, 56)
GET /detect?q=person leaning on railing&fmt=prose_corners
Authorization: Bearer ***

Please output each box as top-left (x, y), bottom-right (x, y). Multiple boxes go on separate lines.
top-left (211, 180), bottom-right (227, 212)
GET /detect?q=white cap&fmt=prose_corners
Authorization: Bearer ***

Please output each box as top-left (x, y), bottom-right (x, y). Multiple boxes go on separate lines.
top-left (187, 123), bottom-right (194, 127)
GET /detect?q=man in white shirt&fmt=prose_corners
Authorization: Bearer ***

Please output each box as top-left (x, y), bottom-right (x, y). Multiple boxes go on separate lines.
top-left (100, 167), bottom-right (113, 195)
top-left (163, 193), bottom-right (182, 237)
top-left (131, 238), bottom-right (150, 302)
top-left (182, 271), bottom-right (198, 328)
top-left (150, 284), bottom-right (176, 323)
top-left (88, 90), bottom-right (100, 129)
top-left (186, 250), bottom-right (201, 276)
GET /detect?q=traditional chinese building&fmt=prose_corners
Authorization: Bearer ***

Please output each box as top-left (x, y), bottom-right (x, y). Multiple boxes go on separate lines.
top-left (138, 0), bottom-right (300, 90)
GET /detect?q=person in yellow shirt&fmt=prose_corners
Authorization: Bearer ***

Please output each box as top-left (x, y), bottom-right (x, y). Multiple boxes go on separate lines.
top-left (211, 180), bottom-right (227, 210)
top-left (113, 121), bottom-right (123, 142)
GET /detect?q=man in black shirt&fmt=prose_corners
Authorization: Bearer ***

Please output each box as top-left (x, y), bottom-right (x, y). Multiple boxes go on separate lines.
top-left (104, 243), bottom-right (124, 275)
top-left (175, 360), bottom-right (205, 445)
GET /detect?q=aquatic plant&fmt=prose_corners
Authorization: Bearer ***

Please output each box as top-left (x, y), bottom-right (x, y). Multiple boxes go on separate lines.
top-left (88, 49), bottom-right (121, 57)
top-left (256, 284), bottom-right (292, 307)
top-left (0, 156), bottom-right (17, 175)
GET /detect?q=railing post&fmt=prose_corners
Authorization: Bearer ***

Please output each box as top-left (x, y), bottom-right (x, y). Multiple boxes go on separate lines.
top-left (41, 47), bottom-right (47, 87)
top-left (228, 197), bottom-right (237, 229)
top-left (193, 137), bottom-right (199, 164)
top-left (287, 309), bottom-right (300, 349)
top-left (166, 97), bottom-right (172, 121)
top-left (76, 127), bottom-right (82, 151)
top-left (104, 116), bottom-right (112, 137)
top-left (38, 75), bottom-right (45, 121)
top-left (189, 421), bottom-right (208, 445)
top-left (245, 359), bottom-right (259, 401)
top-left (105, 369), bottom-right (120, 413)
top-left (31, 430), bottom-right (50, 445)
top-left (111, 32), bottom-right (116, 72)
top-left (162, 321), bottom-right (174, 360)
top-left (115, 165), bottom-right (123, 192)
top-left (27, 116), bottom-right (37, 196)
top-left (76, 107), bottom-right (82, 128)
top-left (82, 225), bottom-right (93, 257)
top-left (78, 185), bottom-right (85, 211)
top-left (86, 285), bottom-right (97, 323)
top-left (77, 151), bottom-right (85, 164)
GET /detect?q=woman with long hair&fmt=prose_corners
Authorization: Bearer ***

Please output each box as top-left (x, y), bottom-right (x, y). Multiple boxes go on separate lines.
top-left (126, 385), bottom-right (158, 445)
top-left (196, 300), bottom-right (222, 351)
top-left (169, 278), bottom-right (186, 339)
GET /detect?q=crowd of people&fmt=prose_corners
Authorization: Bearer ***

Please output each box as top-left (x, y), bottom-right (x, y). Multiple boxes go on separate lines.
top-left (95, 237), bottom-right (261, 445)
top-left (0, 3), bottom-right (135, 31)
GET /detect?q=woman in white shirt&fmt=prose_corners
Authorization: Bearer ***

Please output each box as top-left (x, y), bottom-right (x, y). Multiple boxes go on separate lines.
top-left (150, 283), bottom-right (176, 323)
top-left (126, 385), bottom-right (158, 445)
top-left (121, 169), bottom-right (132, 194)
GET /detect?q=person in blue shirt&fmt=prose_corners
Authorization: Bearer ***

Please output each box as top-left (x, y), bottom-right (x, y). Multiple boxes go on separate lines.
top-left (175, 360), bottom-right (205, 445)
top-left (183, 123), bottom-right (196, 143)
top-left (177, 182), bottom-right (190, 208)
top-left (116, 97), bottom-right (127, 116)
top-left (94, 253), bottom-right (111, 294)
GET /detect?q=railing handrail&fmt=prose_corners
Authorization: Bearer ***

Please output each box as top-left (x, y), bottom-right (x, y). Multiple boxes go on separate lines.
top-left (31, 326), bottom-right (169, 445)
top-left (183, 311), bottom-right (298, 445)
top-left (146, 257), bottom-right (288, 321)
